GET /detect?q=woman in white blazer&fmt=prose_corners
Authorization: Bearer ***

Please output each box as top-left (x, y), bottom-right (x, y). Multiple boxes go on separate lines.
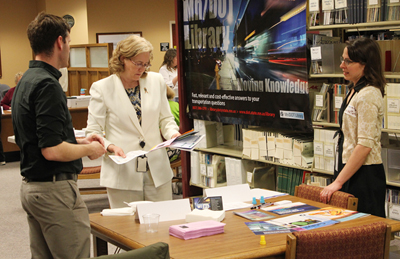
top-left (86, 35), bottom-right (180, 208)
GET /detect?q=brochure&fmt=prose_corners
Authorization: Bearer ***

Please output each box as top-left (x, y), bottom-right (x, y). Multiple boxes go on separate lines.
top-left (108, 130), bottom-right (204, 164)
top-left (234, 210), bottom-right (276, 221)
top-left (263, 202), bottom-right (320, 215)
top-left (193, 196), bottom-right (223, 211)
top-left (268, 213), bottom-right (338, 231)
top-left (299, 207), bottom-right (370, 222)
top-left (245, 221), bottom-right (293, 235)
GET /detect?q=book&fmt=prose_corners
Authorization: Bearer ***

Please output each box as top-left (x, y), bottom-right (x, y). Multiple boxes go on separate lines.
top-left (234, 210), bottom-right (276, 221)
top-left (277, 166), bottom-right (284, 192)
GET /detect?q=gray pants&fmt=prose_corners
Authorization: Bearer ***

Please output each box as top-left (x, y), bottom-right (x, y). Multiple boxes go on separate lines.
top-left (20, 179), bottom-right (90, 259)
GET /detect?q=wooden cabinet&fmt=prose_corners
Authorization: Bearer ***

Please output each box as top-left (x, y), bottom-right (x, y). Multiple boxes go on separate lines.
top-left (67, 43), bottom-right (113, 96)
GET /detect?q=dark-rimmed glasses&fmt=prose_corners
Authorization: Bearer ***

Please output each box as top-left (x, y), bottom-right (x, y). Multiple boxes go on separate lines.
top-left (340, 56), bottom-right (355, 66)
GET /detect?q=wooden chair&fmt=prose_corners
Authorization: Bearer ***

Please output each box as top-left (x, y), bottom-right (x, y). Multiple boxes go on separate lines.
top-left (78, 166), bottom-right (107, 195)
top-left (170, 157), bottom-right (182, 182)
top-left (294, 184), bottom-right (358, 210)
top-left (286, 222), bottom-right (391, 259)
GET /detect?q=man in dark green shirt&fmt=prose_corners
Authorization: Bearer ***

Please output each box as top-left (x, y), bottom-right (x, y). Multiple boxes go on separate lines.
top-left (12, 12), bottom-right (106, 259)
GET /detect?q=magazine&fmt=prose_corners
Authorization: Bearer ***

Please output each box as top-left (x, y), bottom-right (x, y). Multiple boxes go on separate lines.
top-left (109, 130), bottom-right (204, 164)
top-left (299, 207), bottom-right (370, 222)
top-left (245, 221), bottom-right (293, 235)
top-left (263, 202), bottom-right (320, 215)
top-left (268, 213), bottom-right (338, 231)
top-left (234, 210), bottom-right (276, 221)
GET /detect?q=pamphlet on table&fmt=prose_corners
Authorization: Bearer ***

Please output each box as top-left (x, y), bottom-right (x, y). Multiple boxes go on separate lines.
top-left (261, 202), bottom-right (320, 215)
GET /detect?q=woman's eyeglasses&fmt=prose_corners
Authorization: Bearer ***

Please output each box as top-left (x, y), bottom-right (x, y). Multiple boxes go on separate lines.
top-left (130, 60), bottom-right (151, 69)
top-left (340, 56), bottom-right (355, 66)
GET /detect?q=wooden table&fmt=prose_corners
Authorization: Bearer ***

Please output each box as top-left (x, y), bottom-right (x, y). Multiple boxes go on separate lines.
top-left (90, 195), bottom-right (400, 258)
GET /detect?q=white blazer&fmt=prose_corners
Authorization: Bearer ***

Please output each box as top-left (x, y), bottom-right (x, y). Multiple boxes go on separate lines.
top-left (86, 72), bottom-right (179, 191)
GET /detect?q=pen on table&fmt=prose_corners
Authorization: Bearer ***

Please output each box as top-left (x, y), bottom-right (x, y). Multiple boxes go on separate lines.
top-left (251, 202), bottom-right (273, 210)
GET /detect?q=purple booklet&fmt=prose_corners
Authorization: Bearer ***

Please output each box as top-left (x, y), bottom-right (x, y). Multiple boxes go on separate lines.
top-left (169, 220), bottom-right (225, 240)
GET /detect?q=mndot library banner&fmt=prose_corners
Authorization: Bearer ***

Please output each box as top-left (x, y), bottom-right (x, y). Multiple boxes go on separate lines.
top-left (181, 0), bottom-right (313, 133)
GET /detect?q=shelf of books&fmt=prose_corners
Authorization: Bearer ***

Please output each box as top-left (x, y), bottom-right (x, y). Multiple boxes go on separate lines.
top-left (308, 20), bottom-right (400, 31)
top-left (191, 117), bottom-right (400, 191)
top-left (310, 73), bottom-right (400, 79)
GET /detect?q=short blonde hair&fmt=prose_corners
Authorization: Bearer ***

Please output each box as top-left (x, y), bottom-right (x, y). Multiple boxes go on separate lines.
top-left (15, 72), bottom-right (23, 84)
top-left (109, 35), bottom-right (153, 77)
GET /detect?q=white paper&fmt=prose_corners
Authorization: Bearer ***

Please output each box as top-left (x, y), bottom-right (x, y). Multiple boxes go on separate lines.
top-left (275, 148), bottom-right (284, 159)
top-left (136, 199), bottom-right (191, 224)
top-left (310, 46), bottom-right (322, 60)
top-left (223, 202), bottom-right (253, 211)
top-left (324, 143), bottom-right (334, 158)
top-left (309, 0), bottom-right (320, 11)
top-left (205, 184), bottom-right (252, 203)
top-left (334, 96), bottom-right (343, 109)
top-left (315, 94), bottom-right (324, 107)
top-left (101, 207), bottom-right (135, 216)
top-left (335, 0), bottom-right (347, 8)
top-left (250, 188), bottom-right (288, 199)
top-left (108, 150), bottom-right (147, 165)
top-left (322, 0), bottom-right (334, 10)
top-left (388, 98), bottom-right (400, 113)
top-left (314, 141), bottom-right (324, 156)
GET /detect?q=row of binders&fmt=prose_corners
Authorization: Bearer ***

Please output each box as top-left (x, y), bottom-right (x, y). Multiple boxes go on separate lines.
top-left (277, 167), bottom-right (304, 195)
top-left (308, 0), bottom-right (400, 26)
top-left (242, 128), bottom-right (313, 169)
top-left (277, 166), bottom-right (334, 195)
top-left (190, 151), bottom-right (277, 190)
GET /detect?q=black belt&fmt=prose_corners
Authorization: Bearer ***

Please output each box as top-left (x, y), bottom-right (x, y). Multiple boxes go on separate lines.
top-left (23, 173), bottom-right (77, 182)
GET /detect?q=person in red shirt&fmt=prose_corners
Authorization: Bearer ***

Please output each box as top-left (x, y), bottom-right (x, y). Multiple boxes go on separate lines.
top-left (1, 72), bottom-right (23, 110)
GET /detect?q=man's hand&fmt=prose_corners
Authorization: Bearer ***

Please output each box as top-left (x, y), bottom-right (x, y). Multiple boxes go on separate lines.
top-left (79, 133), bottom-right (105, 147)
top-left (88, 141), bottom-right (107, 160)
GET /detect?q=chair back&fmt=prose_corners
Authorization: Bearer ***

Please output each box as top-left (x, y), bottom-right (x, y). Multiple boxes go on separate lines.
top-left (286, 222), bottom-right (391, 259)
top-left (295, 184), bottom-right (358, 210)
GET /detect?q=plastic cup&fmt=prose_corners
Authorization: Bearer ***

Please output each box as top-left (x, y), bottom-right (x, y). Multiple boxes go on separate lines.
top-left (142, 214), bottom-right (160, 233)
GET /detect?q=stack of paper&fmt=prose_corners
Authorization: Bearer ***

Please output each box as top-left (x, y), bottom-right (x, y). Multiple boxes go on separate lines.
top-left (169, 220), bottom-right (225, 240)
